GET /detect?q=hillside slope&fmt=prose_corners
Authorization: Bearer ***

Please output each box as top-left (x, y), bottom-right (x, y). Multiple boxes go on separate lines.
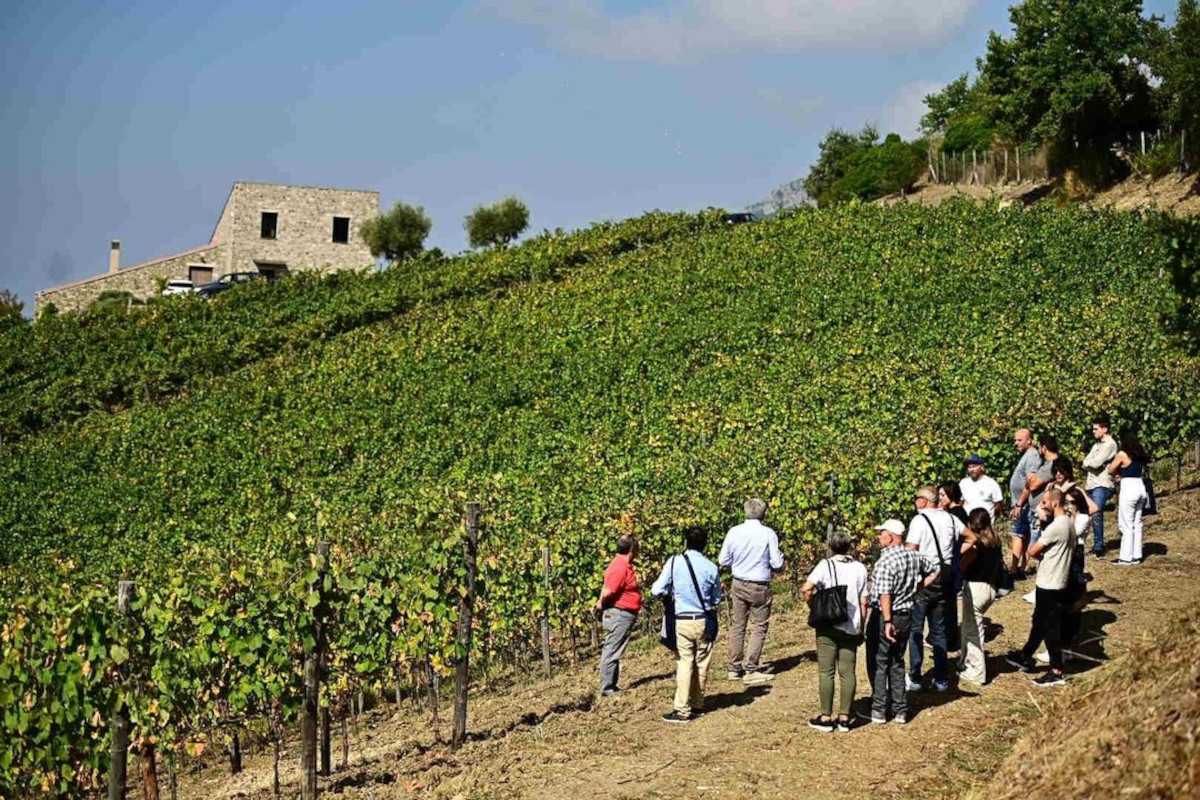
top-left (168, 484), bottom-right (1200, 800)
top-left (4, 202), bottom-right (1200, 796)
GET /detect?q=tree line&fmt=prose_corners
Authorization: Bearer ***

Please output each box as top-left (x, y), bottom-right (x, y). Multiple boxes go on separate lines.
top-left (803, 0), bottom-right (1200, 207)
top-left (360, 196), bottom-right (530, 266)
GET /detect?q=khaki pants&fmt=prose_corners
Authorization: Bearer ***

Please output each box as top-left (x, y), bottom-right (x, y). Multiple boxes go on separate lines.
top-left (674, 618), bottom-right (713, 717)
top-left (728, 579), bottom-right (772, 673)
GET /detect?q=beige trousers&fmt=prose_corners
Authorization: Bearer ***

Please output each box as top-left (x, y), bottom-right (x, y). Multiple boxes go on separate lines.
top-left (674, 618), bottom-right (714, 717)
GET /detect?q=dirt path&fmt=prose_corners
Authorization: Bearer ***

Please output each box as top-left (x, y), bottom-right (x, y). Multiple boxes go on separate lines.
top-left (175, 486), bottom-right (1200, 800)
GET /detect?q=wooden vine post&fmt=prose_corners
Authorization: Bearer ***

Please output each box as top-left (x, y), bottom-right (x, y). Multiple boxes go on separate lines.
top-left (541, 545), bottom-right (553, 679)
top-left (107, 580), bottom-right (135, 800)
top-left (319, 707), bottom-right (331, 776)
top-left (452, 502), bottom-right (481, 749)
top-left (301, 541), bottom-right (330, 800)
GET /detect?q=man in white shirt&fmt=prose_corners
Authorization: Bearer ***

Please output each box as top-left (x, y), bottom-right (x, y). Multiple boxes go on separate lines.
top-left (959, 454), bottom-right (1004, 521)
top-left (905, 485), bottom-right (964, 692)
top-left (718, 498), bottom-right (784, 686)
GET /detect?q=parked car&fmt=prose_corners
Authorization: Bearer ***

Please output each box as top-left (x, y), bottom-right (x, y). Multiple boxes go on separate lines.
top-left (161, 279), bottom-right (195, 296)
top-left (194, 271), bottom-right (268, 299)
top-left (723, 212), bottom-right (757, 225)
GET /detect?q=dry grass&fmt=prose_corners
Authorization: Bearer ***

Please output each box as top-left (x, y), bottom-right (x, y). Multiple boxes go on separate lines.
top-left (985, 602), bottom-right (1200, 800)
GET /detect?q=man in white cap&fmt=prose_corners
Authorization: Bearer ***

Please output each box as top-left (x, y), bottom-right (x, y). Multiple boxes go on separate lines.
top-left (864, 519), bottom-right (939, 725)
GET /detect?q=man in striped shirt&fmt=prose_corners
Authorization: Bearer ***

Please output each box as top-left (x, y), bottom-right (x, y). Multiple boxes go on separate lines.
top-left (865, 519), bottom-right (939, 725)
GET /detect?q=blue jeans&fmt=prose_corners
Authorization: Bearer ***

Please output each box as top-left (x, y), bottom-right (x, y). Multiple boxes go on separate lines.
top-left (1088, 486), bottom-right (1113, 554)
top-left (908, 592), bottom-right (949, 684)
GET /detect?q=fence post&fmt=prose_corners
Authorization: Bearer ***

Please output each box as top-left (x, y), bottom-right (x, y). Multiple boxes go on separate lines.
top-left (1141, 131), bottom-right (1146, 155)
top-left (541, 546), bottom-right (552, 678)
top-left (300, 541), bottom-right (329, 800)
top-left (1004, 149), bottom-right (1009, 184)
top-left (107, 580), bottom-right (135, 800)
top-left (1016, 146), bottom-right (1022, 182)
top-left (1183, 131), bottom-right (1188, 172)
top-left (452, 503), bottom-right (480, 749)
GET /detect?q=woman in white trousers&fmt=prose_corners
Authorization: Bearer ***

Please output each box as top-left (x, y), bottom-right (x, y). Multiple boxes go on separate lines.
top-left (1108, 432), bottom-right (1150, 565)
top-left (958, 509), bottom-right (1002, 685)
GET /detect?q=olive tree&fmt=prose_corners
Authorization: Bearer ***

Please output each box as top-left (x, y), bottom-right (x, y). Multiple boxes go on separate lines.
top-left (464, 197), bottom-right (529, 249)
top-left (360, 202), bottom-right (432, 265)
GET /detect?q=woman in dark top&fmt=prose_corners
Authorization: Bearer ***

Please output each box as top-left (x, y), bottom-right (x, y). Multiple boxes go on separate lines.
top-left (1108, 432), bottom-right (1150, 565)
top-left (939, 482), bottom-right (969, 525)
top-left (957, 508), bottom-right (1002, 685)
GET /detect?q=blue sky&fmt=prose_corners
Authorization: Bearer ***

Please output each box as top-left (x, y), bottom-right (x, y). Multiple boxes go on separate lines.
top-left (0, 0), bottom-right (1178, 309)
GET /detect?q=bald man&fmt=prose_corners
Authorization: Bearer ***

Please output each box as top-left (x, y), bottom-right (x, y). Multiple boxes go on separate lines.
top-left (1008, 428), bottom-right (1042, 576)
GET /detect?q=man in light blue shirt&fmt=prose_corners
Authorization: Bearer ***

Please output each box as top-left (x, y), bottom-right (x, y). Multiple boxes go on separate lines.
top-left (651, 527), bottom-right (722, 723)
top-left (718, 498), bottom-right (784, 685)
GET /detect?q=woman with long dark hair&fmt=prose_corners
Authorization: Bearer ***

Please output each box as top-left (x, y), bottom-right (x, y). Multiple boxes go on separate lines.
top-left (1108, 432), bottom-right (1150, 565)
top-left (957, 508), bottom-right (1003, 685)
top-left (939, 482), bottom-right (968, 525)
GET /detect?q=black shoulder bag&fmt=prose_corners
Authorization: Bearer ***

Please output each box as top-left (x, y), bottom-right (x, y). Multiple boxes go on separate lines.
top-left (807, 558), bottom-right (849, 629)
top-left (682, 553), bottom-right (720, 642)
top-left (658, 556), bottom-right (678, 653)
top-left (921, 513), bottom-right (956, 604)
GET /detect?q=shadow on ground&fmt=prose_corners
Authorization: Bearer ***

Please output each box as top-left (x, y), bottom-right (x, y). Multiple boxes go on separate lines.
top-left (703, 685), bottom-right (772, 713)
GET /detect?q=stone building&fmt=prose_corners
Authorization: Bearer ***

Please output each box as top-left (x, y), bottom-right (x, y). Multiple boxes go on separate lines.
top-left (35, 182), bottom-right (380, 315)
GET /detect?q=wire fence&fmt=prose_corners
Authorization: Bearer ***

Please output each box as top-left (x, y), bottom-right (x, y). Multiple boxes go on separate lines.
top-left (931, 130), bottom-right (1192, 187)
top-left (930, 146), bottom-right (1050, 186)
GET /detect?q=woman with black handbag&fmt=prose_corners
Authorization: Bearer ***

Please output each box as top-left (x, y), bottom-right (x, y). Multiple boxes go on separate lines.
top-left (801, 529), bottom-right (869, 733)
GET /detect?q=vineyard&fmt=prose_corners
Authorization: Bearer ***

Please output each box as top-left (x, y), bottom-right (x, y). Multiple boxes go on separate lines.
top-left (2, 201), bottom-right (1199, 796)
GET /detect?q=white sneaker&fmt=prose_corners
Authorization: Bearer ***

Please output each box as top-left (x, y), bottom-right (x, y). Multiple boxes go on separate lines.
top-left (933, 679), bottom-right (949, 693)
top-left (905, 676), bottom-right (923, 692)
top-left (1023, 590), bottom-right (1037, 605)
top-left (1035, 650), bottom-right (1073, 664)
top-left (742, 671), bottom-right (775, 686)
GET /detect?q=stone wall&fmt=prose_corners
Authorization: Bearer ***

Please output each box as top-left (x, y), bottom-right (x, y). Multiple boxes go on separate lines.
top-left (226, 183), bottom-right (379, 275)
top-left (35, 244), bottom-right (226, 315)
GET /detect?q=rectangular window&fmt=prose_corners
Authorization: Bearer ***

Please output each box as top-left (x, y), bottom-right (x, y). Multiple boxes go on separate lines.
top-left (261, 212), bottom-right (278, 239)
top-left (332, 216), bottom-right (350, 244)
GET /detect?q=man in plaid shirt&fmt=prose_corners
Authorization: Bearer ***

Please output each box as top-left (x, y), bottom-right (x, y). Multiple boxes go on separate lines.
top-left (864, 519), bottom-right (938, 725)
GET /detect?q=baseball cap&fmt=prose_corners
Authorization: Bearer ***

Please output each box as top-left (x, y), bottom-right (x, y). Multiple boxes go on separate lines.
top-left (873, 519), bottom-right (905, 536)
top-left (965, 453), bottom-right (985, 465)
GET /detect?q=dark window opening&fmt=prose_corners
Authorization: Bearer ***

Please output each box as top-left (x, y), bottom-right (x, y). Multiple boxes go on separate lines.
top-left (332, 216), bottom-right (350, 244)
top-left (261, 212), bottom-right (278, 239)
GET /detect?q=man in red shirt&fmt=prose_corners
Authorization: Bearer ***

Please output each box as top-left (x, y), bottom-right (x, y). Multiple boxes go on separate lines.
top-left (595, 534), bottom-right (642, 696)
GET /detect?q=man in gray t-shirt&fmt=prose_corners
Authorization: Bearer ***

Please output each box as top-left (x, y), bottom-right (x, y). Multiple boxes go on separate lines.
top-left (1006, 487), bottom-right (1074, 686)
top-left (1019, 435), bottom-right (1060, 545)
top-left (1008, 428), bottom-right (1042, 575)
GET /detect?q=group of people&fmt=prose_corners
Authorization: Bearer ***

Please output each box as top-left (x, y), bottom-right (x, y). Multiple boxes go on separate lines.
top-left (592, 415), bottom-right (1155, 728)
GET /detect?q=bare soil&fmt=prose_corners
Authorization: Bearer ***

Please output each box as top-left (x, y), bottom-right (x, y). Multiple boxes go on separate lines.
top-left (882, 172), bottom-right (1200, 217)
top-left (162, 484), bottom-right (1200, 800)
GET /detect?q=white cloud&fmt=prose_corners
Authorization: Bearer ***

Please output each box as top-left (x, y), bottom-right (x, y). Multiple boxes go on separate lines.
top-left (478, 1), bottom-right (975, 63)
top-left (877, 80), bottom-right (942, 138)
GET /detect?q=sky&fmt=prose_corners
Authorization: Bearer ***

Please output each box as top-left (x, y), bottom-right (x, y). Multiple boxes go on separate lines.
top-left (0, 0), bottom-right (1179, 310)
